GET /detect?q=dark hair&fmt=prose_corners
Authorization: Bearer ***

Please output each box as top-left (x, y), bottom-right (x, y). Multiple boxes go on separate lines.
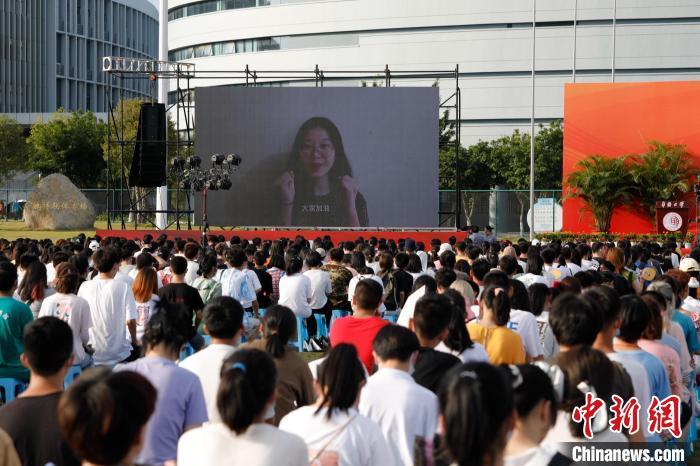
top-left (558, 276), bottom-right (582, 295)
top-left (305, 250), bottom-right (323, 268)
top-left (439, 251), bottom-right (457, 269)
top-left (640, 293), bottom-right (664, 340)
top-left (508, 364), bottom-right (557, 423)
top-left (169, 256), bottom-right (188, 275)
top-left (142, 302), bottom-right (192, 351)
top-left (0, 261), bottom-right (17, 292)
top-left (261, 305), bottom-right (297, 358)
top-left (59, 368), bottom-right (156, 465)
top-left (617, 294), bottom-right (651, 343)
top-left (23, 316), bottom-right (73, 376)
top-left (498, 255), bottom-right (518, 276)
top-left (268, 254), bottom-right (285, 269)
top-left (92, 247), bottom-right (120, 273)
top-left (285, 255), bottom-right (303, 276)
top-left (583, 286), bottom-right (620, 328)
top-left (204, 296), bottom-right (244, 339)
top-left (373, 325), bottom-right (420, 362)
top-left (526, 255), bottom-right (544, 276)
top-left (68, 254), bottom-right (89, 277)
top-left (413, 293), bottom-right (452, 340)
top-left (549, 293), bottom-right (602, 347)
top-left (316, 344), bottom-right (366, 420)
top-left (226, 248), bottom-right (247, 268)
top-left (353, 278), bottom-right (383, 310)
top-left (328, 247), bottom-right (344, 262)
top-left (18, 260), bottom-right (48, 303)
top-left (412, 275), bottom-right (437, 294)
top-left (435, 268), bottom-right (457, 290)
top-left (470, 259), bottom-right (491, 282)
top-left (18, 253), bottom-right (38, 271)
top-left (394, 252), bottom-right (409, 269)
top-left (528, 283), bottom-right (550, 317)
top-left (218, 349), bottom-right (277, 434)
top-left (54, 262), bottom-right (81, 294)
top-left (183, 242), bottom-right (199, 261)
top-left (406, 254), bottom-right (423, 274)
top-left (509, 279), bottom-right (530, 312)
top-left (439, 362), bottom-right (514, 466)
top-left (442, 289), bottom-right (474, 352)
top-left (480, 285), bottom-right (511, 326)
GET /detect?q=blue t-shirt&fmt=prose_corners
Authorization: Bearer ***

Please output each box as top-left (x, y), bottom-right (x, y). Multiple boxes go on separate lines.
top-left (115, 356), bottom-right (208, 465)
top-left (672, 311), bottom-right (700, 353)
top-left (0, 296), bottom-right (33, 381)
top-left (614, 350), bottom-right (671, 401)
top-left (661, 332), bottom-right (682, 359)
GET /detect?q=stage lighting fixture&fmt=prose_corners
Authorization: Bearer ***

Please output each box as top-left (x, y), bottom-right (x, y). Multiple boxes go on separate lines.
top-left (225, 154), bottom-right (242, 166)
top-left (217, 175), bottom-right (233, 190)
top-left (178, 179), bottom-right (191, 190)
top-left (171, 157), bottom-right (185, 170)
top-left (211, 154), bottom-right (225, 165)
top-left (187, 155), bottom-right (201, 168)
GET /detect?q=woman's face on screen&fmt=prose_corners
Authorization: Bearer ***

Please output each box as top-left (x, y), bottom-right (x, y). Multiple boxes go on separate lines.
top-left (300, 127), bottom-right (335, 178)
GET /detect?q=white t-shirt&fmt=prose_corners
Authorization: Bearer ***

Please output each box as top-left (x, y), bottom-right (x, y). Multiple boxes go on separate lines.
top-left (77, 277), bottom-right (137, 366)
top-left (177, 422), bottom-right (308, 466)
top-left (542, 411), bottom-right (627, 459)
top-left (505, 445), bottom-right (560, 466)
top-left (607, 351), bottom-right (652, 440)
top-left (508, 309), bottom-right (543, 358)
top-left (185, 260), bottom-right (199, 285)
top-left (581, 258), bottom-right (600, 271)
top-left (217, 268), bottom-right (258, 309)
top-left (517, 273), bottom-right (548, 289)
top-left (180, 344), bottom-right (236, 423)
top-left (543, 264), bottom-right (571, 286)
top-left (114, 271), bottom-right (134, 287)
top-left (279, 274), bottom-right (313, 318)
top-left (536, 311), bottom-right (558, 359)
top-left (135, 294), bottom-right (160, 341)
top-left (359, 368), bottom-right (438, 466)
top-left (435, 341), bottom-right (489, 364)
top-left (397, 286), bottom-right (426, 327)
top-left (416, 251), bottom-right (428, 272)
top-left (279, 407), bottom-right (393, 466)
top-left (348, 274), bottom-right (386, 313)
top-left (564, 262), bottom-right (582, 275)
top-left (128, 267), bottom-right (164, 289)
top-left (45, 262), bottom-right (56, 284)
top-left (38, 292), bottom-right (93, 366)
top-left (303, 269), bottom-right (332, 310)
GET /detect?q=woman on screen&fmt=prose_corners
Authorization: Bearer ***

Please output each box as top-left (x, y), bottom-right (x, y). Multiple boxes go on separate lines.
top-left (276, 117), bottom-right (369, 227)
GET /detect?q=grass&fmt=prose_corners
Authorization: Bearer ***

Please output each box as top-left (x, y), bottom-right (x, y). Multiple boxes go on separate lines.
top-left (0, 220), bottom-right (100, 241)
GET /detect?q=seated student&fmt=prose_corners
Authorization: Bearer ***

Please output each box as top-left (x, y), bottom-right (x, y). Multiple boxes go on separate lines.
top-left (180, 297), bottom-right (244, 422)
top-left (329, 279), bottom-right (390, 372)
top-left (359, 325), bottom-right (438, 466)
top-left (468, 286), bottom-right (526, 365)
top-left (438, 362), bottom-right (515, 466)
top-left (504, 365), bottom-right (570, 466)
top-left (242, 305), bottom-right (315, 425)
top-left (178, 349), bottom-right (309, 466)
top-left (158, 256), bottom-right (205, 350)
top-left (115, 302), bottom-right (208, 466)
top-left (409, 294), bottom-right (461, 393)
top-left (0, 261), bottom-right (33, 382)
top-left (58, 368), bottom-right (156, 466)
top-left (191, 253), bottom-right (222, 305)
top-left (396, 275), bottom-right (437, 328)
top-left (542, 347), bottom-right (628, 457)
top-left (435, 288), bottom-right (488, 364)
top-left (280, 344), bottom-right (392, 465)
top-left (0, 317), bottom-right (79, 466)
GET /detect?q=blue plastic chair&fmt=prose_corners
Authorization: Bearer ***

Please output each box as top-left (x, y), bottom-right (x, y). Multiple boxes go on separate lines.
top-left (179, 344), bottom-right (195, 361)
top-left (63, 365), bottom-right (82, 389)
top-left (202, 335), bottom-right (212, 347)
top-left (314, 314), bottom-right (329, 339)
top-left (329, 309), bottom-right (350, 329)
top-left (295, 316), bottom-right (309, 352)
top-left (0, 378), bottom-right (26, 403)
top-left (258, 308), bottom-right (266, 318)
top-left (383, 314), bottom-right (398, 324)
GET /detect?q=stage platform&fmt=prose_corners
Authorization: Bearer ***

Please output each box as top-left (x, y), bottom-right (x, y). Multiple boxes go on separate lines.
top-left (96, 229), bottom-right (462, 244)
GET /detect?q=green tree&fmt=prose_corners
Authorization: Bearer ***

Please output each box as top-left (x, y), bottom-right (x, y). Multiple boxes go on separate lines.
top-left (0, 115), bottom-right (26, 182)
top-left (628, 141), bottom-right (693, 220)
top-left (26, 110), bottom-right (106, 188)
top-left (566, 155), bottom-right (634, 232)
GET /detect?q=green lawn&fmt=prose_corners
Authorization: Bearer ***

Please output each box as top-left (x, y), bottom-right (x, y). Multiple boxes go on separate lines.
top-left (0, 220), bottom-right (101, 241)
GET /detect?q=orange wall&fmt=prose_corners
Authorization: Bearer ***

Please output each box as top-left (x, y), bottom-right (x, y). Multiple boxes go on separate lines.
top-left (563, 82), bottom-right (700, 232)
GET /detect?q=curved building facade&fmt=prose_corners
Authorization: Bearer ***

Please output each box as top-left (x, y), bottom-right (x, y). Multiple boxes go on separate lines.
top-left (167, 0), bottom-right (700, 144)
top-left (0, 0), bottom-right (158, 123)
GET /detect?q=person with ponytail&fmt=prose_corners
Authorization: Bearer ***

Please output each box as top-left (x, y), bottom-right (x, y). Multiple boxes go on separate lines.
top-left (279, 344), bottom-right (392, 465)
top-left (58, 368), bottom-right (156, 466)
top-left (467, 285), bottom-right (525, 364)
top-left (242, 304), bottom-right (314, 425)
top-left (439, 362), bottom-right (515, 466)
top-left (178, 349), bottom-right (308, 466)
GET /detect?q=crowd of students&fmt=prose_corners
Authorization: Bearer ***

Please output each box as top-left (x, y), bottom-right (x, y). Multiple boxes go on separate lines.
top-left (0, 232), bottom-right (698, 466)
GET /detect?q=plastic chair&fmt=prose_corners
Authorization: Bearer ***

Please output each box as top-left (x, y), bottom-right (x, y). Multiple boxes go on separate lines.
top-left (202, 335), bottom-right (212, 347)
top-left (295, 316), bottom-right (309, 352)
top-left (258, 308), bottom-right (266, 318)
top-left (63, 365), bottom-right (82, 389)
top-left (382, 314), bottom-right (398, 324)
top-left (329, 309), bottom-right (350, 329)
top-left (314, 314), bottom-right (329, 339)
top-left (0, 378), bottom-right (26, 403)
top-left (179, 344), bottom-right (195, 361)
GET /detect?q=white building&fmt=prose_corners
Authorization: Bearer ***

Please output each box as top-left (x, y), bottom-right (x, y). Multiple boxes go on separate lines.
top-left (167, 0), bottom-right (700, 145)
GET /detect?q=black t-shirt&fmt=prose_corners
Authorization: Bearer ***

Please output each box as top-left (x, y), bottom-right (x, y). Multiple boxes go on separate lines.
top-left (252, 267), bottom-right (273, 308)
top-left (292, 191), bottom-right (369, 227)
top-left (412, 348), bottom-right (461, 394)
top-left (393, 269), bottom-right (414, 307)
top-left (0, 392), bottom-right (80, 466)
top-left (158, 283), bottom-right (205, 335)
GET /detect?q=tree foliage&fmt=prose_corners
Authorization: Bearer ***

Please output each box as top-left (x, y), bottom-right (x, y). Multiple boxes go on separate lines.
top-left (26, 110), bottom-right (106, 188)
top-left (0, 115), bottom-right (26, 182)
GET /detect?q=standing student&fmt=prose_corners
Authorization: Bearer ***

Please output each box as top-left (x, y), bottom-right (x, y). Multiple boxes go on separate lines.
top-left (115, 303), bottom-right (208, 466)
top-left (158, 256), bottom-right (205, 350)
top-left (242, 305), bottom-right (315, 425)
top-left (180, 297), bottom-right (244, 422)
top-left (77, 247), bottom-right (138, 366)
top-left (58, 369), bottom-right (157, 466)
top-left (279, 344), bottom-right (393, 466)
top-left (439, 362), bottom-right (515, 466)
top-left (178, 349), bottom-right (309, 466)
top-left (38, 263), bottom-right (93, 368)
top-left (0, 317), bottom-right (79, 466)
top-left (359, 325), bottom-right (438, 466)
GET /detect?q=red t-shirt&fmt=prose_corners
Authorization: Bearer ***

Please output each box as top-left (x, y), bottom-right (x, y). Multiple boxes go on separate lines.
top-left (330, 315), bottom-right (390, 372)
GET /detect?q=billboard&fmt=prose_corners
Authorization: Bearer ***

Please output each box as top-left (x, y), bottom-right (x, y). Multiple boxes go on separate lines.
top-left (195, 87), bottom-right (439, 227)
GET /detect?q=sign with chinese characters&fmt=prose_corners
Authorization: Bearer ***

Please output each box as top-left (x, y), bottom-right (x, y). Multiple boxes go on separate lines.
top-left (656, 200), bottom-right (688, 235)
top-left (526, 198), bottom-right (563, 233)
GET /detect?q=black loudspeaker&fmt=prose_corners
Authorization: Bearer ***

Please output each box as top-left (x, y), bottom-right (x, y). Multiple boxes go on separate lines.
top-left (129, 102), bottom-right (167, 187)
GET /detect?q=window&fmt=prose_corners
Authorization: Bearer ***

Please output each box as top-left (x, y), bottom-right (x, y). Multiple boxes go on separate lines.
top-left (257, 37), bottom-right (280, 51)
top-left (194, 44), bottom-right (212, 57)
